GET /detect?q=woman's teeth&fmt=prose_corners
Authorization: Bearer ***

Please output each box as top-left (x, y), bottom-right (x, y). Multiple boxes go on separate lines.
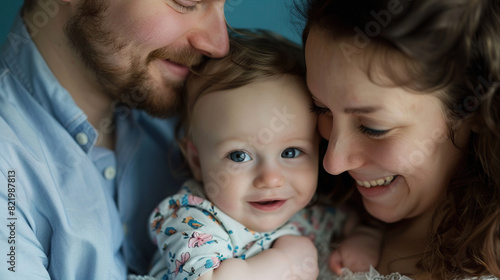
top-left (356, 175), bottom-right (396, 188)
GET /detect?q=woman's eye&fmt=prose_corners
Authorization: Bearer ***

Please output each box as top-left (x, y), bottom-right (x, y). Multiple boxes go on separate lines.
top-left (359, 125), bottom-right (390, 138)
top-left (227, 151), bottom-right (252, 163)
top-left (281, 148), bottom-right (302, 158)
top-left (309, 104), bottom-right (331, 116)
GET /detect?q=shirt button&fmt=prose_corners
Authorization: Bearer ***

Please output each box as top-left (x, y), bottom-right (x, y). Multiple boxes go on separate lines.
top-left (75, 132), bottom-right (89, 146)
top-left (103, 166), bottom-right (116, 180)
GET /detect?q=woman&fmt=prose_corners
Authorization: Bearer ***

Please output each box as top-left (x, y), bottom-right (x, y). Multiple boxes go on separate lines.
top-left (301, 0), bottom-right (500, 279)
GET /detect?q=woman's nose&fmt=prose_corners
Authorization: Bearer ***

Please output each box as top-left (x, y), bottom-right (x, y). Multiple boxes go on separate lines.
top-left (320, 120), bottom-right (364, 176)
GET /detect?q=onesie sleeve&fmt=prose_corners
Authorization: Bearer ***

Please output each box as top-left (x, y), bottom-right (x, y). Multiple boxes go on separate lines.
top-left (288, 205), bottom-right (349, 279)
top-left (289, 204), bottom-right (348, 249)
top-left (148, 192), bottom-right (234, 280)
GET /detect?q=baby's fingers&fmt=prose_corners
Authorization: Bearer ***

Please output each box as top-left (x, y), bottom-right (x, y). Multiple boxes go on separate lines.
top-left (328, 250), bottom-right (343, 276)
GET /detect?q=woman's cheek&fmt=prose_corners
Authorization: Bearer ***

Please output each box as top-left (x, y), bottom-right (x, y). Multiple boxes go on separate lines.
top-left (317, 115), bottom-right (333, 140)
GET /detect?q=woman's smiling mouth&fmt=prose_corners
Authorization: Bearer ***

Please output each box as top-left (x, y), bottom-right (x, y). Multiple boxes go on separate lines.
top-left (355, 175), bottom-right (399, 188)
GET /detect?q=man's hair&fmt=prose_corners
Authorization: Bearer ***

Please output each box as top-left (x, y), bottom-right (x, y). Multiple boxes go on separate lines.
top-left (23, 0), bottom-right (37, 12)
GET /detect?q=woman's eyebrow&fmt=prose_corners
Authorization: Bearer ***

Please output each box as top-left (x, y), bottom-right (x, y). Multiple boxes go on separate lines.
top-left (344, 106), bottom-right (380, 114)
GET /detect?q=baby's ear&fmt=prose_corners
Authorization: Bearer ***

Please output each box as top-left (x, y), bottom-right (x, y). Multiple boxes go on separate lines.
top-left (185, 139), bottom-right (203, 181)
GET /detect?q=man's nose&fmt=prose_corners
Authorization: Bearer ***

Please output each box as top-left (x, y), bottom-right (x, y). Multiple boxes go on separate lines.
top-left (187, 1), bottom-right (229, 58)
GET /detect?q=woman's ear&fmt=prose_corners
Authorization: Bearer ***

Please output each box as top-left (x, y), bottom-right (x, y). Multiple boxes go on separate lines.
top-left (469, 113), bottom-right (483, 133)
top-left (185, 139), bottom-right (203, 181)
top-left (471, 124), bottom-right (481, 133)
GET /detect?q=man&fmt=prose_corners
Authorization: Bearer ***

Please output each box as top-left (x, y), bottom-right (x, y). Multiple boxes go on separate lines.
top-left (0, 0), bottom-right (229, 279)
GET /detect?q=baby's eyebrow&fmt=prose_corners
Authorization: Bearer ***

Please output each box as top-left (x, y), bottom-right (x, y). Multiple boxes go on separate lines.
top-left (215, 137), bottom-right (249, 149)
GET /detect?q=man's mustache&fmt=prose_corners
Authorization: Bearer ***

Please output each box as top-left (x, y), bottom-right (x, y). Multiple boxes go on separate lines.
top-left (147, 47), bottom-right (204, 68)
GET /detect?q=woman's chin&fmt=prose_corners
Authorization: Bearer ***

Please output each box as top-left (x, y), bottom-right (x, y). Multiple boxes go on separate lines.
top-left (363, 202), bottom-right (403, 223)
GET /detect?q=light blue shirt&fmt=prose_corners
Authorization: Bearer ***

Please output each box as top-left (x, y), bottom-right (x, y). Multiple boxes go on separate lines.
top-left (0, 15), bottom-right (187, 279)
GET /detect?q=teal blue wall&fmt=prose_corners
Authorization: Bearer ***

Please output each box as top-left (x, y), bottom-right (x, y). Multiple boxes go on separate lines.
top-left (0, 1), bottom-right (23, 45)
top-left (0, 0), bottom-right (302, 46)
top-left (225, 0), bottom-right (302, 43)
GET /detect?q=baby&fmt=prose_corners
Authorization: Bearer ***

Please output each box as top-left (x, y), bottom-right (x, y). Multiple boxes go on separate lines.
top-left (145, 31), bottom-right (383, 280)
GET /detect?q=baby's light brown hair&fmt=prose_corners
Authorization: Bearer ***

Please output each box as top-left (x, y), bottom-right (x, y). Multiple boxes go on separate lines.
top-left (178, 29), bottom-right (306, 141)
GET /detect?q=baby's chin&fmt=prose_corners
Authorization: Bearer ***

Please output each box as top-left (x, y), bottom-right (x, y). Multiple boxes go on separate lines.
top-left (247, 218), bottom-right (293, 233)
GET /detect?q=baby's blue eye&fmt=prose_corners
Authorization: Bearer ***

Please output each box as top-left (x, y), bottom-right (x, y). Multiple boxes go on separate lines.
top-left (281, 148), bottom-right (302, 158)
top-left (227, 151), bottom-right (252, 162)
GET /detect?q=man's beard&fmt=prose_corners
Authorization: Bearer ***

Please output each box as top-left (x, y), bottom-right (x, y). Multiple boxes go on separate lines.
top-left (64, 0), bottom-right (202, 118)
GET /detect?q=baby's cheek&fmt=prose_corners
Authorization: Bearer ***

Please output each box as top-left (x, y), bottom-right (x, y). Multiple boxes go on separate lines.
top-left (210, 194), bottom-right (238, 214)
top-left (296, 170), bottom-right (318, 200)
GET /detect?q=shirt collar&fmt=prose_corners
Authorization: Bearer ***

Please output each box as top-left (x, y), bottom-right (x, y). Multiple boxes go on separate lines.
top-left (2, 14), bottom-right (97, 153)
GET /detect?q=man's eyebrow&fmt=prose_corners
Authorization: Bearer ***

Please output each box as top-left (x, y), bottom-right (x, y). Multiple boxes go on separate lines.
top-left (344, 107), bottom-right (380, 114)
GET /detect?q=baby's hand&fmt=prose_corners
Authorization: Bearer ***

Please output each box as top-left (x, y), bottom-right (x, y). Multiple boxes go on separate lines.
top-left (272, 235), bottom-right (318, 280)
top-left (329, 233), bottom-right (381, 275)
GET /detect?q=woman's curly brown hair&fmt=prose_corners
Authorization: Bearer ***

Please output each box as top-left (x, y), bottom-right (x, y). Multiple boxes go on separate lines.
top-left (299, 0), bottom-right (500, 278)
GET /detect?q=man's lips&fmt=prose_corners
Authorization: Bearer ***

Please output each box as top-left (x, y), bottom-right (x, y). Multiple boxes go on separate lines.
top-left (159, 59), bottom-right (190, 79)
top-left (249, 200), bottom-right (287, 211)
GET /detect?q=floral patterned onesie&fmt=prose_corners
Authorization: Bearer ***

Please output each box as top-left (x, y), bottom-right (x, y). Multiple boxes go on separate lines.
top-left (146, 179), bottom-right (346, 280)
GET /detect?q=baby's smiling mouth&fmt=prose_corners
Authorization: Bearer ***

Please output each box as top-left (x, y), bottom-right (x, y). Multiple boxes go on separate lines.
top-left (249, 200), bottom-right (287, 211)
